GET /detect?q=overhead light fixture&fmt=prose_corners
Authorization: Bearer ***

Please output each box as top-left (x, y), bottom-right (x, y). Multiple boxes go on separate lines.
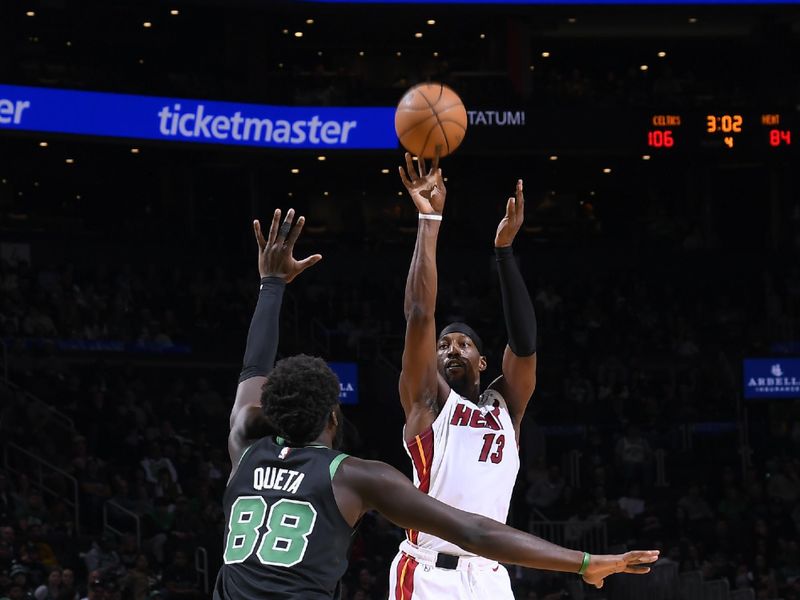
top-left (396, 51), bottom-right (402, 57)
top-left (288, 192), bottom-right (293, 197)
top-left (282, 29), bottom-right (289, 34)
top-left (529, 65), bottom-right (535, 71)
top-left (688, 17), bottom-right (698, 23)
top-left (567, 17), bottom-right (577, 23)
top-left (317, 156), bottom-right (326, 161)
top-left (415, 32), bottom-right (423, 38)
top-left (658, 51), bottom-right (667, 58)
top-left (358, 51), bottom-right (364, 56)
top-left (65, 158), bottom-right (75, 164)
top-left (323, 191), bottom-right (329, 196)
top-left (480, 33), bottom-right (486, 39)
top-left (170, 9), bottom-right (179, 16)
top-left (143, 21), bottom-right (152, 28)
top-left (39, 141), bottom-right (48, 148)
top-left (131, 148), bottom-right (140, 154)
top-left (26, 11), bottom-right (35, 17)
top-left (317, 51), bottom-right (323, 56)
top-left (306, 18), bottom-right (314, 25)
top-left (290, 168), bottom-right (300, 174)
top-left (398, 191), bottom-right (403, 196)
top-left (278, 63), bottom-right (284, 68)
top-left (433, 51), bottom-right (439, 57)
top-left (541, 51), bottom-right (550, 58)
top-left (640, 64), bottom-right (649, 71)
top-left (642, 155), bottom-right (651, 160)
top-left (294, 31), bottom-right (303, 38)
top-left (427, 19), bottom-right (436, 25)
top-left (549, 155), bottom-right (558, 161)
top-left (381, 169), bottom-right (390, 174)
top-left (602, 168), bottom-right (612, 174)
top-left (76, 194), bottom-right (81, 199)
top-left (138, 58), bottom-right (145, 64)
top-left (66, 41), bottom-right (72, 46)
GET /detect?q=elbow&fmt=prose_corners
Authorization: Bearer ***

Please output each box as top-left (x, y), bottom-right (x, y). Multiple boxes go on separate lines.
top-left (404, 302), bottom-right (434, 323)
top-left (456, 516), bottom-right (490, 555)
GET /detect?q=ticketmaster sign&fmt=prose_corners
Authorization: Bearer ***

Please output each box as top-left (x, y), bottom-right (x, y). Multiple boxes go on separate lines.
top-left (0, 84), bottom-right (397, 149)
top-left (743, 358), bottom-right (800, 399)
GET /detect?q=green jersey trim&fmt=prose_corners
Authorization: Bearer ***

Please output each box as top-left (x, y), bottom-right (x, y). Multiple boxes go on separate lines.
top-left (329, 453), bottom-right (349, 480)
top-left (237, 444), bottom-right (254, 468)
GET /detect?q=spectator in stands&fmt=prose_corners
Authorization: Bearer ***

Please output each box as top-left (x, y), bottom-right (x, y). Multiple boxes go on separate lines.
top-left (61, 569), bottom-right (78, 600)
top-left (120, 555), bottom-right (153, 600)
top-left (161, 551), bottom-right (199, 600)
top-left (615, 424), bottom-right (653, 487)
top-left (525, 465), bottom-right (565, 513)
top-left (33, 567), bottom-right (61, 600)
top-left (0, 528), bottom-right (16, 572)
top-left (0, 476), bottom-right (15, 526)
top-left (83, 534), bottom-right (121, 579)
top-left (618, 483), bottom-right (646, 520)
top-left (140, 446), bottom-right (178, 487)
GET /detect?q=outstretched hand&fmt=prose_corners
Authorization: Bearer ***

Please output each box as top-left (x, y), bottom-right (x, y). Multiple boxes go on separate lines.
top-left (254, 208), bottom-right (322, 283)
top-left (398, 150), bottom-right (446, 215)
top-left (582, 550), bottom-right (660, 589)
top-left (495, 179), bottom-right (525, 248)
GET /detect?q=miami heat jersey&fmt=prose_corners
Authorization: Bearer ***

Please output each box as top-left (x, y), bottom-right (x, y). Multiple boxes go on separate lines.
top-left (403, 387), bottom-right (520, 556)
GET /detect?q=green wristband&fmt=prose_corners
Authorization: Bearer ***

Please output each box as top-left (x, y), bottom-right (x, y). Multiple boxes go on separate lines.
top-left (577, 552), bottom-right (591, 575)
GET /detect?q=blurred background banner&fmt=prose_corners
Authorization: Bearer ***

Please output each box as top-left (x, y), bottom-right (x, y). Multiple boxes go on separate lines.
top-left (743, 358), bottom-right (800, 399)
top-left (0, 84), bottom-right (398, 149)
top-left (329, 362), bottom-right (359, 405)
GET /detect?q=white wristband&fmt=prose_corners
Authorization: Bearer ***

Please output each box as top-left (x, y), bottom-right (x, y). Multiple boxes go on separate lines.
top-left (418, 213), bottom-right (443, 221)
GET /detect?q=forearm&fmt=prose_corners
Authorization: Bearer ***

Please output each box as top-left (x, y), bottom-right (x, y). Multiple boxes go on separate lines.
top-left (464, 515), bottom-right (583, 572)
top-left (404, 220), bottom-right (441, 319)
top-left (239, 277), bottom-right (286, 382)
top-left (495, 246), bottom-right (537, 356)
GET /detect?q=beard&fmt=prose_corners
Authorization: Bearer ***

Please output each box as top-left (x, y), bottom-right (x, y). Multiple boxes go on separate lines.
top-left (444, 371), bottom-right (473, 399)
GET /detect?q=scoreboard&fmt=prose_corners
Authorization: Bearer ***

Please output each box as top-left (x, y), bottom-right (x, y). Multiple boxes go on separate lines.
top-left (646, 111), bottom-right (793, 153)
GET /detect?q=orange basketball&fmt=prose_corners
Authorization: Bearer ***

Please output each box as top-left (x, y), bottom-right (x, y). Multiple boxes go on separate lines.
top-left (394, 83), bottom-right (468, 158)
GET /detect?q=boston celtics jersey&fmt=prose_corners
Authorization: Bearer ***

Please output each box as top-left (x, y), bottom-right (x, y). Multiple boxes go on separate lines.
top-left (213, 436), bottom-right (353, 600)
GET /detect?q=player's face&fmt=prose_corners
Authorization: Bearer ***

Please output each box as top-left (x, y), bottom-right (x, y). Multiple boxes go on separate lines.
top-left (436, 333), bottom-right (485, 389)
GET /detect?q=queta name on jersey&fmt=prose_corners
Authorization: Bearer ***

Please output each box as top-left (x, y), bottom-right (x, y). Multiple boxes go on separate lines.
top-left (253, 467), bottom-right (305, 494)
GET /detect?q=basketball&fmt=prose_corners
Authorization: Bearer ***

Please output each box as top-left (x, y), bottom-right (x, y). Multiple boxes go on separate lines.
top-left (395, 83), bottom-right (468, 159)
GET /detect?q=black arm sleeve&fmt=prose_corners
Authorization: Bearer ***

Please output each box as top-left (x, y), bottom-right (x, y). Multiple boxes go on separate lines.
top-left (238, 277), bottom-right (286, 383)
top-left (495, 246), bottom-right (537, 356)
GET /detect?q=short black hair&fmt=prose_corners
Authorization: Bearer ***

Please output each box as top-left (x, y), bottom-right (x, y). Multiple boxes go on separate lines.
top-left (261, 354), bottom-right (340, 445)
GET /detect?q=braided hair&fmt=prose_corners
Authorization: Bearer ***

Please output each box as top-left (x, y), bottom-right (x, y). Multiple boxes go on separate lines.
top-left (261, 354), bottom-right (340, 445)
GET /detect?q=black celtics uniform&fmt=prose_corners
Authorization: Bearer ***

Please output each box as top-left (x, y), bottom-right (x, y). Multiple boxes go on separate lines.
top-left (213, 437), bottom-right (353, 600)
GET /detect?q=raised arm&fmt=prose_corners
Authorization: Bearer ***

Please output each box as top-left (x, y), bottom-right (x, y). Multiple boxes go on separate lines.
top-left (397, 152), bottom-right (449, 439)
top-left (491, 179), bottom-right (538, 431)
top-left (228, 209), bottom-right (322, 469)
top-left (335, 457), bottom-right (658, 589)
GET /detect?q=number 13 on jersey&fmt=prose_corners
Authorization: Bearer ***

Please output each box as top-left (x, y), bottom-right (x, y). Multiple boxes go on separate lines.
top-left (479, 433), bottom-right (505, 463)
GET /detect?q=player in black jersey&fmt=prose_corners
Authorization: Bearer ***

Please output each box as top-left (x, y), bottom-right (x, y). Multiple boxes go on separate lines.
top-left (214, 208), bottom-right (660, 600)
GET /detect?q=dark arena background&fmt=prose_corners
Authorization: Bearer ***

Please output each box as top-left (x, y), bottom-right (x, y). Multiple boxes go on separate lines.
top-left (1, 1), bottom-right (800, 599)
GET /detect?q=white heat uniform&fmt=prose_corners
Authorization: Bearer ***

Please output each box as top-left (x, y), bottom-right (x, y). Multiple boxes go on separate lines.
top-left (389, 387), bottom-right (520, 600)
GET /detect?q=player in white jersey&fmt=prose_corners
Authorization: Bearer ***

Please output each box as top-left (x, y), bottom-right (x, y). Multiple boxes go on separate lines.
top-left (390, 152), bottom-right (540, 599)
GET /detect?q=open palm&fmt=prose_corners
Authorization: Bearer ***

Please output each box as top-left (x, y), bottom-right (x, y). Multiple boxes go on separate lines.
top-left (398, 151), bottom-right (446, 215)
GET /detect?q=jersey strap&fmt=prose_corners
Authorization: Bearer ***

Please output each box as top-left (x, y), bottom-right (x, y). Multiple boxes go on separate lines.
top-left (329, 453), bottom-right (349, 480)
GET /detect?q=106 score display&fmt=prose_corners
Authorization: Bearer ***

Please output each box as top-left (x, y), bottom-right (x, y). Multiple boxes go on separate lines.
top-left (646, 112), bottom-right (793, 152)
